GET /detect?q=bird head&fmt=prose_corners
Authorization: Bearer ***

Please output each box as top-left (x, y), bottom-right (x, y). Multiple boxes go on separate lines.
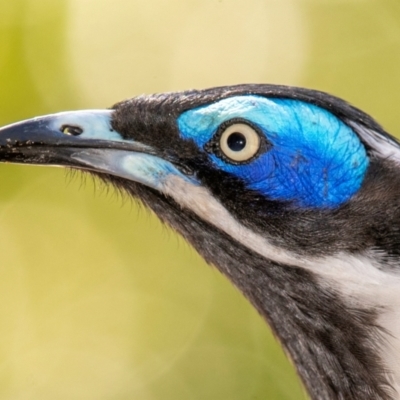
top-left (1, 84), bottom-right (399, 399)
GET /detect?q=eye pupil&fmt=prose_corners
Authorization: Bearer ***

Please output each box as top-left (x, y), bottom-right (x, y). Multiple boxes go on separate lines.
top-left (227, 132), bottom-right (246, 152)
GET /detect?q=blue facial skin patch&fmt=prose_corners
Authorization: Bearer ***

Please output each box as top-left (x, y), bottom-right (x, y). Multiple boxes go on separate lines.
top-left (177, 95), bottom-right (369, 209)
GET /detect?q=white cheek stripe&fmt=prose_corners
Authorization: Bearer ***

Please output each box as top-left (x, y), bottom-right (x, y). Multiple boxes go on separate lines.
top-left (162, 174), bottom-right (400, 398)
top-left (163, 175), bottom-right (396, 283)
top-left (164, 175), bottom-right (303, 266)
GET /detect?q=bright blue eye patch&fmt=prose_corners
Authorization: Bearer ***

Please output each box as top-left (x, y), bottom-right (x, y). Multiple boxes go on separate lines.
top-left (177, 95), bottom-right (369, 209)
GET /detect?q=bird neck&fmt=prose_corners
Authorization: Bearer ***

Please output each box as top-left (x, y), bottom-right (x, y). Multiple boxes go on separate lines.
top-left (214, 245), bottom-right (400, 399)
top-left (193, 236), bottom-right (394, 399)
top-left (108, 178), bottom-right (396, 400)
top-left (153, 200), bottom-right (394, 399)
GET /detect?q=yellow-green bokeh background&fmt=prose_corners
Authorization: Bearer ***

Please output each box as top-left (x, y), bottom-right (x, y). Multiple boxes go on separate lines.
top-left (1, 1), bottom-right (400, 399)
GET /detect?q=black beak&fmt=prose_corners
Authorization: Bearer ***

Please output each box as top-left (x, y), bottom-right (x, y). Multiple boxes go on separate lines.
top-left (0, 110), bottom-right (152, 168)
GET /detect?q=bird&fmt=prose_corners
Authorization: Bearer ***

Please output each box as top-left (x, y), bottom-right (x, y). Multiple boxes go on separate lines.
top-left (0, 83), bottom-right (399, 400)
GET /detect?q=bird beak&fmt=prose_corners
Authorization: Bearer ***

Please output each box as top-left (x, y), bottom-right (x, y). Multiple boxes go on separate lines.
top-left (0, 110), bottom-right (195, 190)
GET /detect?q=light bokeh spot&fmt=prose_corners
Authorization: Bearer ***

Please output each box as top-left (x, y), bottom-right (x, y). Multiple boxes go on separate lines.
top-left (66, 0), bottom-right (307, 106)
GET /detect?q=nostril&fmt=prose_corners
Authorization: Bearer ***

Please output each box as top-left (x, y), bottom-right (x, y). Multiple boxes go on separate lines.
top-left (61, 125), bottom-right (83, 136)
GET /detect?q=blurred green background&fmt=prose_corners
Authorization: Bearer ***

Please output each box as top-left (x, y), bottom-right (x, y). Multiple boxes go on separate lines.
top-left (1, 1), bottom-right (400, 399)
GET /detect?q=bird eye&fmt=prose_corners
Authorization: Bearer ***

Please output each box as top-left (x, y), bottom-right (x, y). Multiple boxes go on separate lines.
top-left (219, 122), bottom-right (261, 162)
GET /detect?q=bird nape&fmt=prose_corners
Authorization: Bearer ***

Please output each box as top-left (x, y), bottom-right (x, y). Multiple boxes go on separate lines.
top-left (0, 84), bottom-right (400, 400)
